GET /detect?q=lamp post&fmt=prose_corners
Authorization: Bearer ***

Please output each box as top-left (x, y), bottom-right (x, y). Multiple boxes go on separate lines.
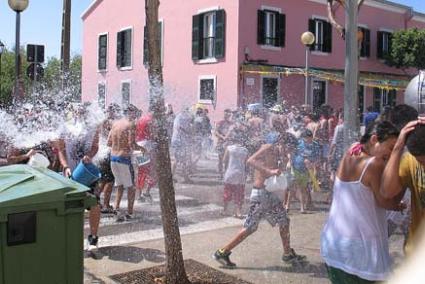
top-left (0, 41), bottom-right (5, 100)
top-left (8, 0), bottom-right (29, 103)
top-left (301, 31), bottom-right (315, 106)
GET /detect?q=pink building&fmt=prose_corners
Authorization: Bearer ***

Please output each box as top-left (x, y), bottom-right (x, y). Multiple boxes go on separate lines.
top-left (81, 0), bottom-right (425, 121)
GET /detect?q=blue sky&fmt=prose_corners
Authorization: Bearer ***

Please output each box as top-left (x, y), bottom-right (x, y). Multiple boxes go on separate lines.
top-left (0, 0), bottom-right (423, 59)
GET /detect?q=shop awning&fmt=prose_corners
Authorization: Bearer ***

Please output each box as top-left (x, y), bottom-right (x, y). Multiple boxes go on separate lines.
top-left (240, 63), bottom-right (411, 90)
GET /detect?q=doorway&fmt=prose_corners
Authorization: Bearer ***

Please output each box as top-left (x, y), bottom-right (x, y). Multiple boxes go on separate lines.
top-left (261, 76), bottom-right (279, 108)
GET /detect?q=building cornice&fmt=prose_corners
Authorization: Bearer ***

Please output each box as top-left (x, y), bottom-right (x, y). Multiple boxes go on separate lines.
top-left (81, 0), bottom-right (103, 20)
top-left (412, 12), bottom-right (425, 23)
top-left (307, 0), bottom-right (411, 15)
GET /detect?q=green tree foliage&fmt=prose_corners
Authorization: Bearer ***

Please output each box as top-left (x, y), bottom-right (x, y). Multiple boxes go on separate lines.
top-left (0, 48), bottom-right (31, 106)
top-left (0, 49), bottom-right (82, 107)
top-left (35, 54), bottom-right (82, 102)
top-left (386, 28), bottom-right (425, 70)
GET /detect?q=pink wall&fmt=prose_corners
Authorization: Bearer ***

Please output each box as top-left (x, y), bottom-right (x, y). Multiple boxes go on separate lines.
top-left (237, 0), bottom-right (420, 74)
top-left (82, 0), bottom-right (149, 110)
top-left (82, 0), bottom-right (424, 121)
top-left (407, 18), bottom-right (425, 29)
top-left (82, 0), bottom-right (240, 122)
top-left (161, 0), bottom-right (240, 121)
top-left (236, 0), bottom-right (422, 110)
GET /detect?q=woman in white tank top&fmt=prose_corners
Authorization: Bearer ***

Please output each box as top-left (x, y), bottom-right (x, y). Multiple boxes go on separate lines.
top-left (321, 121), bottom-right (405, 283)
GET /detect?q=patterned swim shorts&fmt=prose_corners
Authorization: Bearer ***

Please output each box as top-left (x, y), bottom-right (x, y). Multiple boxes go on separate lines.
top-left (243, 189), bottom-right (289, 232)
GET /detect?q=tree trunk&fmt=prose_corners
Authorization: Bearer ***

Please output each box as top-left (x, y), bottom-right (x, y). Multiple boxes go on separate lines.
top-left (145, 1), bottom-right (190, 283)
top-left (343, 0), bottom-right (360, 149)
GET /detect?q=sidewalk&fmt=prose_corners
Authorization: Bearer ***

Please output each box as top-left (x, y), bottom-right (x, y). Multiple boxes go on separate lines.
top-left (84, 211), bottom-right (331, 284)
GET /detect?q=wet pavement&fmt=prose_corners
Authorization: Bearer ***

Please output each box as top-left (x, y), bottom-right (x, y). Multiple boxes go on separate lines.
top-left (84, 155), bottom-right (405, 284)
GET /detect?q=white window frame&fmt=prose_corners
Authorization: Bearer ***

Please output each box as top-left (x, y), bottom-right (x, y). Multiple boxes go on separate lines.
top-left (143, 20), bottom-right (164, 67)
top-left (378, 28), bottom-right (393, 61)
top-left (260, 75), bottom-right (281, 106)
top-left (310, 79), bottom-right (328, 107)
top-left (202, 11), bottom-right (216, 59)
top-left (197, 6), bottom-right (220, 14)
top-left (196, 8), bottom-right (221, 64)
top-left (311, 16), bottom-right (330, 56)
top-left (260, 5), bottom-right (281, 13)
top-left (97, 81), bottom-right (107, 109)
top-left (358, 24), bottom-right (369, 60)
top-left (120, 80), bottom-right (132, 107)
top-left (118, 26), bottom-right (133, 71)
top-left (198, 75), bottom-right (217, 104)
top-left (260, 5), bottom-right (283, 50)
top-left (97, 32), bottom-right (108, 72)
top-left (265, 11), bottom-right (277, 46)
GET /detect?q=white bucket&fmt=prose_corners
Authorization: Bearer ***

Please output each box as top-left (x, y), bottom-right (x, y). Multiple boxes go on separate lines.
top-left (132, 151), bottom-right (151, 167)
top-left (28, 153), bottom-right (50, 168)
top-left (265, 173), bottom-right (289, 201)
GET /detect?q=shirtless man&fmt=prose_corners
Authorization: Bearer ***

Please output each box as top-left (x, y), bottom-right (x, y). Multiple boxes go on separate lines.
top-left (213, 133), bottom-right (306, 267)
top-left (108, 105), bottom-right (139, 221)
top-left (215, 109), bottom-right (233, 178)
top-left (247, 108), bottom-right (265, 152)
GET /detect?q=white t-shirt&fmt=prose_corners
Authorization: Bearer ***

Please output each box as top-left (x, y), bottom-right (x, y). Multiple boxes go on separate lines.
top-left (224, 145), bottom-right (249, 185)
top-left (171, 111), bottom-right (193, 147)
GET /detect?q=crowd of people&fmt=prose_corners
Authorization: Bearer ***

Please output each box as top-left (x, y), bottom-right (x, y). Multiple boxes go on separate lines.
top-left (1, 99), bottom-right (425, 283)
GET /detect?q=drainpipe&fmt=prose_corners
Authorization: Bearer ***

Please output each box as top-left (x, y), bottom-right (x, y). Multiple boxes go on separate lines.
top-left (404, 8), bottom-right (414, 30)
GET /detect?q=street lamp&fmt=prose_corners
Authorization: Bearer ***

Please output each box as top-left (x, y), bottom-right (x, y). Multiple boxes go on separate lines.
top-left (301, 31), bottom-right (315, 106)
top-left (8, 0), bottom-right (29, 103)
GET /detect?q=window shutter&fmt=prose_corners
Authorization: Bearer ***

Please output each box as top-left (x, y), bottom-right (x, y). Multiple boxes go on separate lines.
top-left (388, 32), bottom-right (393, 57)
top-left (377, 31), bottom-right (384, 59)
top-left (323, 21), bottom-right (332, 53)
top-left (361, 28), bottom-right (370, 57)
top-left (116, 31), bottom-right (123, 67)
top-left (276, 13), bottom-right (286, 47)
top-left (123, 29), bottom-right (132, 67)
top-left (143, 25), bottom-right (148, 66)
top-left (373, 87), bottom-right (381, 112)
top-left (192, 14), bottom-right (202, 60)
top-left (214, 10), bottom-right (226, 59)
top-left (98, 35), bottom-right (107, 70)
top-left (308, 19), bottom-right (316, 50)
top-left (257, 10), bottom-right (266, 45)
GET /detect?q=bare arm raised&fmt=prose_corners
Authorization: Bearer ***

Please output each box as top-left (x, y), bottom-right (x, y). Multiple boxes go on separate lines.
top-left (247, 144), bottom-right (281, 178)
top-left (381, 120), bottom-right (419, 199)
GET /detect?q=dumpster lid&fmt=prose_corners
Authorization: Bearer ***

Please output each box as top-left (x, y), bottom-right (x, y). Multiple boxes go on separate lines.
top-left (0, 165), bottom-right (90, 207)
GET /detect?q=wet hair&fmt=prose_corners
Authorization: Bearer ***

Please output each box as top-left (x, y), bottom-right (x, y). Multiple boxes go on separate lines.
top-left (301, 129), bottom-right (313, 138)
top-left (265, 131), bottom-right (280, 144)
top-left (123, 104), bottom-right (139, 116)
top-left (389, 104), bottom-right (418, 131)
top-left (360, 121), bottom-right (399, 144)
top-left (319, 105), bottom-right (331, 119)
top-left (406, 125), bottom-right (425, 157)
top-left (283, 133), bottom-right (298, 149)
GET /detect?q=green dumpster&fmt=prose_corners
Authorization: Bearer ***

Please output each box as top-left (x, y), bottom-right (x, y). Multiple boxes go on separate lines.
top-left (0, 164), bottom-right (96, 284)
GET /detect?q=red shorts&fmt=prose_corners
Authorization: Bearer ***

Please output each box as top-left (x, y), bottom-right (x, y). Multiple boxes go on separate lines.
top-left (223, 184), bottom-right (245, 206)
top-left (137, 164), bottom-right (157, 189)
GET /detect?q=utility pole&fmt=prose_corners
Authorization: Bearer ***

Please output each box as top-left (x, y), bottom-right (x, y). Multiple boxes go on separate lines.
top-left (343, 0), bottom-right (360, 148)
top-left (145, 1), bottom-right (190, 283)
top-left (61, 0), bottom-right (71, 89)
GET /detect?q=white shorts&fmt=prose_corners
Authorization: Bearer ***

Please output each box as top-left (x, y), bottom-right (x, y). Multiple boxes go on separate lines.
top-left (111, 161), bottom-right (134, 188)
